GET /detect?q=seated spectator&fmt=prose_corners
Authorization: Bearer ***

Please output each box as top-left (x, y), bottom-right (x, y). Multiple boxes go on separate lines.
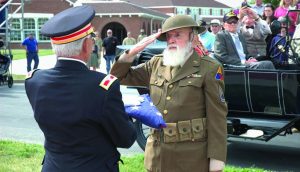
top-left (274, 0), bottom-right (298, 36)
top-left (262, 3), bottom-right (278, 56)
top-left (198, 20), bottom-right (215, 52)
top-left (239, 7), bottom-right (271, 59)
top-left (214, 11), bottom-right (274, 69)
top-left (269, 27), bottom-right (289, 67)
top-left (210, 19), bottom-right (222, 35)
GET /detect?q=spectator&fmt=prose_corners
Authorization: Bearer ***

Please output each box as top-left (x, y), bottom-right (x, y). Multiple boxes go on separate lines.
top-left (274, 0), bottom-right (298, 35)
top-left (239, 7), bottom-right (272, 59)
top-left (111, 14), bottom-right (227, 172)
top-left (87, 38), bottom-right (99, 71)
top-left (22, 33), bottom-right (39, 72)
top-left (102, 29), bottom-right (119, 73)
top-left (252, 0), bottom-right (265, 16)
top-left (94, 31), bottom-right (103, 59)
top-left (262, 3), bottom-right (278, 56)
top-left (210, 19), bottom-right (222, 35)
top-left (262, 3), bottom-right (278, 25)
top-left (122, 32), bottom-right (136, 45)
top-left (214, 11), bottom-right (274, 69)
top-left (137, 29), bottom-right (146, 42)
top-left (26, 5), bottom-right (136, 172)
top-left (270, 26), bottom-right (289, 67)
top-left (198, 20), bottom-right (215, 52)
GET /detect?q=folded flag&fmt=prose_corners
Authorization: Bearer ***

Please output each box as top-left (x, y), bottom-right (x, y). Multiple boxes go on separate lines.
top-left (124, 94), bottom-right (167, 129)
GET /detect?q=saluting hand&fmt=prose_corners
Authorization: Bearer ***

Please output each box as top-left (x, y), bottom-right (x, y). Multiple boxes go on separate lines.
top-left (129, 30), bottom-right (162, 56)
top-left (119, 30), bottom-right (162, 63)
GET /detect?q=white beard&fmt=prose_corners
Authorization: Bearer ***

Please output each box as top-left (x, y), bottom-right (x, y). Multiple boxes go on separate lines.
top-left (163, 42), bottom-right (192, 67)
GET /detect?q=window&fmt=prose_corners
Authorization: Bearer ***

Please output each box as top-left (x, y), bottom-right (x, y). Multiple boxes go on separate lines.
top-left (23, 18), bottom-right (35, 38)
top-left (201, 8), bottom-right (210, 15)
top-left (10, 18), bottom-right (21, 41)
top-left (176, 7), bottom-right (185, 15)
top-left (223, 8), bottom-right (231, 14)
top-left (38, 18), bottom-right (50, 41)
top-left (212, 9), bottom-right (221, 16)
top-left (9, 17), bottom-right (51, 42)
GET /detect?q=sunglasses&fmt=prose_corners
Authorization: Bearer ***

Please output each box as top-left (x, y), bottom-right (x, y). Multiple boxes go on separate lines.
top-left (226, 20), bottom-right (238, 24)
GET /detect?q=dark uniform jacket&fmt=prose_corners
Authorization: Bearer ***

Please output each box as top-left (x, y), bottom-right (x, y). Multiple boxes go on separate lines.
top-left (214, 30), bottom-right (250, 65)
top-left (25, 59), bottom-right (137, 172)
top-left (111, 51), bottom-right (228, 172)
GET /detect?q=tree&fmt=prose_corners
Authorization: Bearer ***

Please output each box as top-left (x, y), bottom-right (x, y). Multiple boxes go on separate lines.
top-left (263, 0), bottom-right (281, 8)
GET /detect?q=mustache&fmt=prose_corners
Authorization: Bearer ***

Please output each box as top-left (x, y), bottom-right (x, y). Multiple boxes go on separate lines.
top-left (167, 44), bottom-right (178, 49)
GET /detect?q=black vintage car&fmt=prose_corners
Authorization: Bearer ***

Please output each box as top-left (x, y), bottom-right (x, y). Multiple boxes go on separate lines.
top-left (118, 12), bottom-right (300, 150)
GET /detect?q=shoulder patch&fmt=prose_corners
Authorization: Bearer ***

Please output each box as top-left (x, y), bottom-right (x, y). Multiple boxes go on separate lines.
top-left (25, 69), bottom-right (39, 80)
top-left (215, 66), bottom-right (224, 81)
top-left (99, 74), bottom-right (118, 90)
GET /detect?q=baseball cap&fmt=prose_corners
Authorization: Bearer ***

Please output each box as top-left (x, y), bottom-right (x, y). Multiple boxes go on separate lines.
top-left (210, 19), bottom-right (221, 25)
top-left (223, 11), bottom-right (239, 22)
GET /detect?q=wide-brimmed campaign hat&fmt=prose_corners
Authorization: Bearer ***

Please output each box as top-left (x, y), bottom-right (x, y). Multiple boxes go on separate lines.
top-left (157, 15), bottom-right (206, 41)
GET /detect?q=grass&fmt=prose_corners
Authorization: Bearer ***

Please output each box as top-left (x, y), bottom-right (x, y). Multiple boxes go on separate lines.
top-left (0, 140), bottom-right (270, 172)
top-left (12, 74), bottom-right (26, 81)
top-left (10, 49), bottom-right (54, 60)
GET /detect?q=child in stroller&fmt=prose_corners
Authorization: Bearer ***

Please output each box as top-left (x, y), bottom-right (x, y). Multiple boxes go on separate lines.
top-left (0, 53), bottom-right (13, 87)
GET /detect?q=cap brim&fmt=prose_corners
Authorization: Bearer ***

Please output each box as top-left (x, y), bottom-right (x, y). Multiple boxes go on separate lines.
top-left (224, 16), bottom-right (239, 22)
top-left (157, 26), bottom-right (206, 41)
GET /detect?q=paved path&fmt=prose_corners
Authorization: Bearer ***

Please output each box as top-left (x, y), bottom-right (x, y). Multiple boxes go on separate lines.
top-left (11, 54), bottom-right (107, 75)
top-left (0, 83), bottom-right (144, 156)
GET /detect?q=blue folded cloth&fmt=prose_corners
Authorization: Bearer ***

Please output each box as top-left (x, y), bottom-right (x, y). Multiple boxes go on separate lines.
top-left (125, 94), bottom-right (166, 129)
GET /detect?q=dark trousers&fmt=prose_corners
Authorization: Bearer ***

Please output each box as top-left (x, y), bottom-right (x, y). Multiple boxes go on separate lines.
top-left (26, 52), bottom-right (39, 72)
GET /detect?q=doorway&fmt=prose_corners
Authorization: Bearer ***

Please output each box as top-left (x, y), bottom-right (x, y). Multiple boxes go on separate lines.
top-left (101, 22), bottom-right (126, 44)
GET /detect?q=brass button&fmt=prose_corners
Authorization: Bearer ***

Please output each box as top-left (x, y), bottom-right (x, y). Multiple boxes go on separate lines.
top-left (166, 96), bottom-right (171, 100)
top-left (163, 110), bottom-right (168, 114)
top-left (155, 81), bottom-right (158, 84)
top-left (169, 84), bottom-right (173, 88)
top-left (169, 129), bottom-right (172, 134)
top-left (183, 128), bottom-right (187, 132)
top-left (188, 81), bottom-right (192, 84)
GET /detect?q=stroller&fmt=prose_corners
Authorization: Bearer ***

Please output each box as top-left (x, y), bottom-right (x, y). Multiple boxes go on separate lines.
top-left (0, 47), bottom-right (13, 88)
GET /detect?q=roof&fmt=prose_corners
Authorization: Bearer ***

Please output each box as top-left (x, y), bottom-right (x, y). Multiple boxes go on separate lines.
top-left (65, 0), bottom-right (77, 4)
top-left (82, 1), bottom-right (169, 19)
top-left (124, 0), bottom-right (231, 8)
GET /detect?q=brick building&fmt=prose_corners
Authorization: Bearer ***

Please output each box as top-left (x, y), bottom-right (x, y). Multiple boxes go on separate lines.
top-left (7, 0), bottom-right (231, 48)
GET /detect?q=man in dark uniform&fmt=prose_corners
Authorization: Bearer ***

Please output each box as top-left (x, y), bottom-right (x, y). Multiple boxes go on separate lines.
top-left (25, 5), bottom-right (136, 172)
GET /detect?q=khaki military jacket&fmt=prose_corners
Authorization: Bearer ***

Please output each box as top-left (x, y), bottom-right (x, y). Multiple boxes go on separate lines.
top-left (111, 51), bottom-right (228, 172)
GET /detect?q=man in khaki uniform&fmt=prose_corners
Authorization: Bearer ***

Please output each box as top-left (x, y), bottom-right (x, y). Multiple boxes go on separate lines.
top-left (137, 29), bottom-right (147, 42)
top-left (122, 32), bottom-right (136, 45)
top-left (111, 15), bottom-right (228, 172)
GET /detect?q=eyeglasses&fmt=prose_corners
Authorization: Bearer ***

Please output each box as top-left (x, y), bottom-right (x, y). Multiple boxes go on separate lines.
top-left (226, 20), bottom-right (238, 24)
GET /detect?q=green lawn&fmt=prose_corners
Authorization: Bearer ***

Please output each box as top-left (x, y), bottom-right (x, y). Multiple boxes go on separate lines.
top-left (12, 74), bottom-right (26, 80)
top-left (11, 49), bottom-right (54, 60)
top-left (0, 140), bottom-right (269, 172)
